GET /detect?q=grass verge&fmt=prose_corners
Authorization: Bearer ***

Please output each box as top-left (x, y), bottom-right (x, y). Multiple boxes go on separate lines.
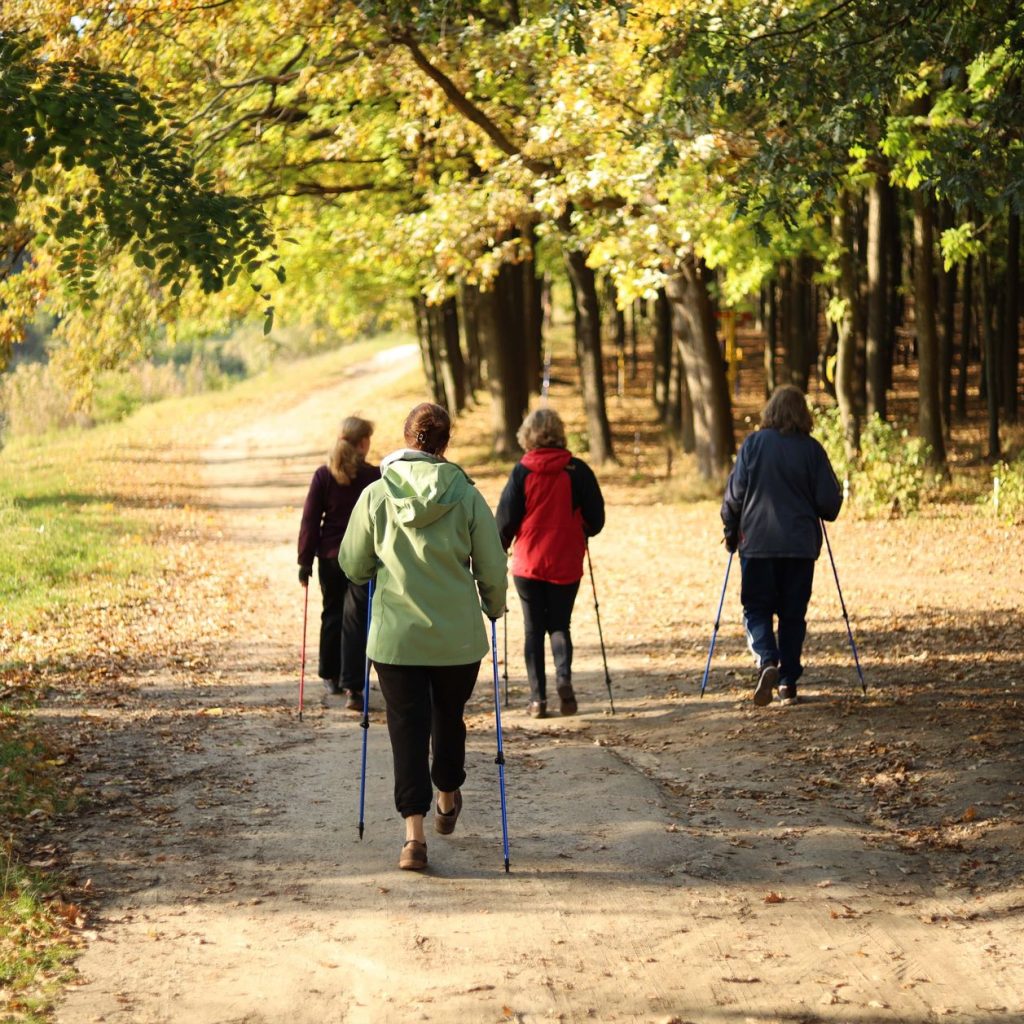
top-left (0, 333), bottom-right (414, 1021)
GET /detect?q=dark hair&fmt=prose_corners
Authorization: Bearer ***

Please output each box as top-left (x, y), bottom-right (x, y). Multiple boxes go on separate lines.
top-left (761, 385), bottom-right (813, 435)
top-left (404, 402), bottom-right (451, 455)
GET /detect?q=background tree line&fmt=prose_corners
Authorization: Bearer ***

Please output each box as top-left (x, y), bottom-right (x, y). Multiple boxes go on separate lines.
top-left (2, 1), bottom-right (1021, 476)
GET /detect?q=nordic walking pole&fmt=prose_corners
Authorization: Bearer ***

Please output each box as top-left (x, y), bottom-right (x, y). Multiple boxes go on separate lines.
top-left (699, 551), bottom-right (734, 698)
top-left (357, 578), bottom-right (375, 840)
top-left (585, 543), bottom-right (615, 714)
top-left (502, 609), bottom-right (509, 709)
top-left (820, 521), bottom-right (867, 694)
top-left (298, 582), bottom-right (310, 721)
top-left (490, 617), bottom-right (511, 873)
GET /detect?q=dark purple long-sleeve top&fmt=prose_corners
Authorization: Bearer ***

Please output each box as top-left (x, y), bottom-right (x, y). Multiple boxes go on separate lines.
top-left (297, 462), bottom-right (381, 567)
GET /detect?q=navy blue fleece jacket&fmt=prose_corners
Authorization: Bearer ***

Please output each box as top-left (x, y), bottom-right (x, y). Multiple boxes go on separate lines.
top-left (720, 429), bottom-right (842, 559)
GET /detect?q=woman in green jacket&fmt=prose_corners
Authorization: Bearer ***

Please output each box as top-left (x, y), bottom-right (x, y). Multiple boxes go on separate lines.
top-left (340, 402), bottom-right (507, 871)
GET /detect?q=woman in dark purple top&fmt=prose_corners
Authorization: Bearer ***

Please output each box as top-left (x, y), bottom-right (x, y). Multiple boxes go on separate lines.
top-left (297, 417), bottom-right (381, 709)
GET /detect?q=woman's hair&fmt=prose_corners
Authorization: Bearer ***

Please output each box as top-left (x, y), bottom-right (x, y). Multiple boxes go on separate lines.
top-left (403, 402), bottom-right (451, 455)
top-left (516, 408), bottom-right (567, 451)
top-left (760, 385), bottom-right (813, 435)
top-left (327, 416), bottom-right (374, 484)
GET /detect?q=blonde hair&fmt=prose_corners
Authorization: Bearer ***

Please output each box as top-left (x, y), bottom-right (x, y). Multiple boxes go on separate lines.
top-left (328, 416), bottom-right (374, 484)
top-left (516, 408), bottom-right (567, 451)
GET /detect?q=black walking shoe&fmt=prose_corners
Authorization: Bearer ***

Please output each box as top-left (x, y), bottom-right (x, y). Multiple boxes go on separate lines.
top-left (753, 664), bottom-right (778, 707)
top-left (557, 684), bottom-right (578, 716)
top-left (528, 700), bottom-right (547, 719)
top-left (323, 678), bottom-right (342, 695)
top-left (777, 684), bottom-right (799, 706)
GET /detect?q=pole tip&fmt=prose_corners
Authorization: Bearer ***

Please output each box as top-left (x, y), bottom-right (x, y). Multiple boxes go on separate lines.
top-left (504, 859), bottom-right (510, 873)
top-left (358, 824), bottom-right (364, 841)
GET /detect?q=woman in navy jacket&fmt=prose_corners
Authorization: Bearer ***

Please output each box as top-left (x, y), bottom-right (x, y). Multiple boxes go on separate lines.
top-left (721, 386), bottom-right (842, 707)
top-left (496, 408), bottom-right (605, 718)
top-left (297, 416), bottom-right (380, 709)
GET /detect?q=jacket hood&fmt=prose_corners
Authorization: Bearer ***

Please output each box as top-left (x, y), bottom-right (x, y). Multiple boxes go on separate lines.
top-left (379, 450), bottom-right (472, 527)
top-left (522, 447), bottom-right (573, 474)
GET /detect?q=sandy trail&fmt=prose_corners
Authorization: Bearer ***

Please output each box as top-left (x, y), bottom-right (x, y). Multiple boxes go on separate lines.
top-left (54, 346), bottom-right (1024, 1024)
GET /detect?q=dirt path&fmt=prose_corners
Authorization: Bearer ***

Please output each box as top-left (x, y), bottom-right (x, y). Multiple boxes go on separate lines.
top-left (53, 346), bottom-right (1024, 1024)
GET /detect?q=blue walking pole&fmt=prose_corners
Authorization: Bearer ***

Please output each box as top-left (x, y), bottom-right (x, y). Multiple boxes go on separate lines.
top-left (699, 551), bottom-right (734, 698)
top-left (358, 578), bottom-right (375, 840)
top-left (490, 618), bottom-right (511, 873)
top-left (820, 521), bottom-right (867, 694)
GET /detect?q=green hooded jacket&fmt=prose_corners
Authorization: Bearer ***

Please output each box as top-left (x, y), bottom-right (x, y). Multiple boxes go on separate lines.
top-left (339, 450), bottom-right (508, 666)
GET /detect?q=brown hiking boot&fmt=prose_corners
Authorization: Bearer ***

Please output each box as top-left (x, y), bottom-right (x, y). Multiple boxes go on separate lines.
top-left (399, 840), bottom-right (427, 871)
top-left (434, 789), bottom-right (463, 836)
top-left (345, 689), bottom-right (364, 712)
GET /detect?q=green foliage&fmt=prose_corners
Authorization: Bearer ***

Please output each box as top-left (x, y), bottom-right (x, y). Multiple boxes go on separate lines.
top-left (991, 454), bottom-right (1024, 524)
top-left (0, 32), bottom-right (280, 347)
top-left (813, 407), bottom-right (934, 518)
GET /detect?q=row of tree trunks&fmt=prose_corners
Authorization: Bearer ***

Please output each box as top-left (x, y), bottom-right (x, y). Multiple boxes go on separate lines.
top-left (415, 244), bottom-right (737, 476)
top-left (411, 296), bottom-right (467, 413)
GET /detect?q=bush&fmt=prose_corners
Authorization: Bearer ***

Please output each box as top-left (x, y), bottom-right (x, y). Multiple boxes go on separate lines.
top-left (991, 454), bottom-right (1024, 524)
top-left (812, 407), bottom-right (934, 517)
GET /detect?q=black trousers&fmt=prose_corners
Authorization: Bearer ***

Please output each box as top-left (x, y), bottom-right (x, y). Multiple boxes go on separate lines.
top-left (513, 576), bottom-right (581, 702)
top-left (373, 661), bottom-right (481, 818)
top-left (317, 557), bottom-right (369, 689)
top-left (740, 557), bottom-right (815, 691)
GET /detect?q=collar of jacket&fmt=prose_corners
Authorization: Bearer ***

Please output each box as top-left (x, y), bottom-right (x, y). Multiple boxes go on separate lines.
top-left (380, 448), bottom-right (443, 470)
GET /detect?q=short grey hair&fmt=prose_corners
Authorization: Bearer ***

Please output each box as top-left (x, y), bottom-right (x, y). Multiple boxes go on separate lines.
top-left (517, 408), bottom-right (567, 451)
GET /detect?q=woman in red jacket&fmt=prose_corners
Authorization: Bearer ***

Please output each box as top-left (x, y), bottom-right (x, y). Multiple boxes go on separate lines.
top-left (297, 416), bottom-right (380, 710)
top-left (496, 408), bottom-right (605, 718)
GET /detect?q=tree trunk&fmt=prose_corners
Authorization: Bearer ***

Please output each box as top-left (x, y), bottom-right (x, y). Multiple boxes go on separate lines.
top-left (478, 268), bottom-right (530, 455)
top-left (460, 281), bottom-right (483, 394)
top-left (866, 172), bottom-right (889, 419)
top-left (653, 287), bottom-right (672, 417)
top-left (522, 228), bottom-right (544, 396)
top-left (787, 256), bottom-right (816, 390)
top-left (608, 277), bottom-right (627, 400)
top-left (1004, 210), bottom-right (1020, 423)
top-left (980, 250), bottom-right (1001, 460)
top-left (437, 296), bottom-right (467, 413)
top-left (957, 255), bottom-right (973, 420)
top-left (937, 201), bottom-right (956, 436)
top-left (664, 256), bottom-right (735, 478)
top-left (885, 179), bottom-right (903, 389)
top-left (564, 248), bottom-right (615, 463)
top-left (911, 189), bottom-right (947, 467)
top-left (834, 197), bottom-right (861, 456)
top-left (413, 296), bottom-right (444, 405)
top-left (764, 282), bottom-right (777, 397)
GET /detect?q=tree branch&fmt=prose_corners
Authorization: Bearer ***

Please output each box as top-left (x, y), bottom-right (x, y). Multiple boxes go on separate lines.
top-left (253, 181), bottom-right (399, 200)
top-left (392, 31), bottom-right (553, 176)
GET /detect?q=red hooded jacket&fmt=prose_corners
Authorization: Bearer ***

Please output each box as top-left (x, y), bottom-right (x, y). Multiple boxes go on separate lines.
top-left (495, 448), bottom-right (605, 584)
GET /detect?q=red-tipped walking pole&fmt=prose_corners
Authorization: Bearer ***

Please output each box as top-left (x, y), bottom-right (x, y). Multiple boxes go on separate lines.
top-left (298, 582), bottom-right (310, 721)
